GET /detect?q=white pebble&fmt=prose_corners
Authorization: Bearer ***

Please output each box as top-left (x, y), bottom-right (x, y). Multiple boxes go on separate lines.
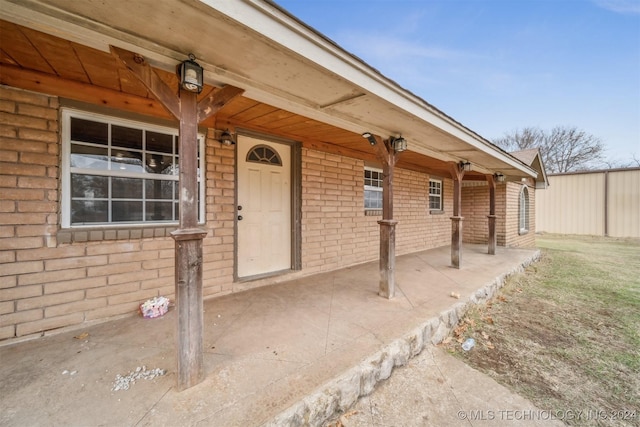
top-left (111, 367), bottom-right (167, 391)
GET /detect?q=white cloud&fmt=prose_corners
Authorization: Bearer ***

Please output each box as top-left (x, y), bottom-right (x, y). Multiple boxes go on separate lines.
top-left (593, 0), bottom-right (640, 14)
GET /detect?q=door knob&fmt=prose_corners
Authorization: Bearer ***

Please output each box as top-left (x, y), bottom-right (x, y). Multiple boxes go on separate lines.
top-left (237, 205), bottom-right (242, 210)
top-left (238, 215), bottom-right (243, 221)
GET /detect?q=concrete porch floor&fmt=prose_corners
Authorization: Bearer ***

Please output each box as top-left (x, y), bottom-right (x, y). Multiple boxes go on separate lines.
top-left (0, 244), bottom-right (544, 426)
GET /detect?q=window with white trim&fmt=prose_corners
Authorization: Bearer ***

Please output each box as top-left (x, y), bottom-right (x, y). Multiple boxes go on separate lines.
top-left (364, 167), bottom-right (383, 210)
top-left (519, 186), bottom-right (530, 234)
top-left (429, 178), bottom-right (443, 211)
top-left (61, 109), bottom-right (205, 228)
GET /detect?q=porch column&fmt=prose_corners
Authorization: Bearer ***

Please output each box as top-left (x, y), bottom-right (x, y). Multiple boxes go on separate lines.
top-left (487, 174), bottom-right (497, 255)
top-left (450, 162), bottom-right (465, 268)
top-left (110, 46), bottom-right (243, 390)
top-left (378, 160), bottom-right (397, 298)
top-left (171, 89), bottom-right (208, 389)
top-left (369, 134), bottom-right (403, 299)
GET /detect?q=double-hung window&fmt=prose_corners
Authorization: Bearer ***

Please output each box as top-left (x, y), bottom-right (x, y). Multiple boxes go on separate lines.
top-left (364, 167), bottom-right (383, 211)
top-left (429, 178), bottom-right (443, 211)
top-left (61, 109), bottom-right (204, 228)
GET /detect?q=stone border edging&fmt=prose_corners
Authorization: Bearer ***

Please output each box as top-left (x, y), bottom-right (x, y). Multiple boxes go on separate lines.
top-left (263, 250), bottom-right (541, 427)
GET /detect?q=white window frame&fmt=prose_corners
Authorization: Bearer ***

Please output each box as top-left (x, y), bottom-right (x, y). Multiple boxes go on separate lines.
top-left (364, 166), bottom-right (383, 211)
top-left (519, 185), bottom-right (530, 234)
top-left (61, 109), bottom-right (205, 228)
top-left (429, 178), bottom-right (443, 211)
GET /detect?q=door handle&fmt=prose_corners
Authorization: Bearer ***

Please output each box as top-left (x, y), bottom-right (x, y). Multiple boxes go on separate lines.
top-left (237, 205), bottom-right (242, 210)
top-left (238, 215), bottom-right (243, 221)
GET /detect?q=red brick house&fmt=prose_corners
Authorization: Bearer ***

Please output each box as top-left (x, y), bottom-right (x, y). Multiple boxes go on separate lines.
top-left (0, 0), bottom-right (547, 346)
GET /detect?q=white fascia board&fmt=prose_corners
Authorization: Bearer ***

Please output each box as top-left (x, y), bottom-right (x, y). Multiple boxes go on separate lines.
top-left (202, 0), bottom-right (536, 177)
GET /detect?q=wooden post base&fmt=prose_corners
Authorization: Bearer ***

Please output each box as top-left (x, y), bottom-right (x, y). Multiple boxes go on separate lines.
top-left (378, 219), bottom-right (398, 299)
top-left (171, 228), bottom-right (208, 391)
top-left (450, 216), bottom-right (463, 269)
top-left (487, 214), bottom-right (497, 255)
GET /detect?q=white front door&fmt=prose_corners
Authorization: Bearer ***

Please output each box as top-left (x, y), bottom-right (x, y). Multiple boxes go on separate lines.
top-left (237, 135), bottom-right (291, 278)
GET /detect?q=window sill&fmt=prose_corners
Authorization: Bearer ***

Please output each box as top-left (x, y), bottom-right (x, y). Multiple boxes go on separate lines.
top-left (430, 210), bottom-right (445, 215)
top-left (364, 210), bottom-right (382, 216)
top-left (519, 229), bottom-right (529, 236)
top-left (57, 224), bottom-right (179, 245)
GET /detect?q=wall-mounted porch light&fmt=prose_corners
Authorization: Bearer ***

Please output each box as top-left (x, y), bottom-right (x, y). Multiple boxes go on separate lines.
top-left (494, 172), bottom-right (506, 182)
top-left (362, 132), bottom-right (377, 146)
top-left (459, 161), bottom-right (471, 172)
top-left (178, 53), bottom-right (204, 94)
top-left (391, 136), bottom-right (407, 153)
top-left (218, 129), bottom-right (235, 146)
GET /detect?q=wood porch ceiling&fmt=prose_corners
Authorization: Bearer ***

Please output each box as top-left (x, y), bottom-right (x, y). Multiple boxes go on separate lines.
top-left (0, 19), bottom-right (485, 180)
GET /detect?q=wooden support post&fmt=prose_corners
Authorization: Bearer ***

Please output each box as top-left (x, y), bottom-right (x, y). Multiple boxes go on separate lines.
top-left (487, 174), bottom-right (497, 255)
top-left (171, 89), bottom-right (208, 390)
top-left (371, 135), bottom-right (402, 299)
top-left (450, 163), bottom-right (465, 268)
top-left (110, 46), bottom-right (243, 391)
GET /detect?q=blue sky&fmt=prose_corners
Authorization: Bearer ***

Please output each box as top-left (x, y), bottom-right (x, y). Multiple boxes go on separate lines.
top-left (275, 0), bottom-right (640, 163)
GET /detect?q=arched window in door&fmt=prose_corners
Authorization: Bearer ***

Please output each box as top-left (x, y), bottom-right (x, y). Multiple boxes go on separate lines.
top-left (246, 144), bottom-right (282, 166)
top-left (519, 186), bottom-right (530, 234)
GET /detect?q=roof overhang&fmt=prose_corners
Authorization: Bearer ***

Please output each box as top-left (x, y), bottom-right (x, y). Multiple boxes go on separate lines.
top-left (0, 0), bottom-right (537, 179)
top-left (510, 149), bottom-right (549, 189)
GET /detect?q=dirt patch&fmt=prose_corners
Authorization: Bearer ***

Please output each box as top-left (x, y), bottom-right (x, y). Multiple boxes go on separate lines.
top-left (441, 235), bottom-right (640, 426)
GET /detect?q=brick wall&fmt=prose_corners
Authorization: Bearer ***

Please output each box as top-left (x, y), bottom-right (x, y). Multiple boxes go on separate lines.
top-left (0, 86), bottom-right (236, 341)
top-left (461, 182), bottom-right (490, 244)
top-left (460, 180), bottom-right (537, 247)
top-left (301, 150), bottom-right (453, 274)
top-left (500, 182), bottom-right (536, 247)
top-left (301, 149), bottom-right (377, 272)
top-left (202, 130), bottom-right (236, 296)
top-left (1, 87), bottom-right (67, 340)
top-left (400, 171), bottom-right (452, 251)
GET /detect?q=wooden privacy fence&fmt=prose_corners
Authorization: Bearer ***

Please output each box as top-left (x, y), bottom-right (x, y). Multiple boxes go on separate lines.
top-left (536, 168), bottom-right (640, 238)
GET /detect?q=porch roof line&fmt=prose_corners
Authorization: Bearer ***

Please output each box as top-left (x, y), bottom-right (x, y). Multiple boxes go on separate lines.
top-left (235, 0), bottom-right (539, 178)
top-left (0, 0), bottom-right (538, 179)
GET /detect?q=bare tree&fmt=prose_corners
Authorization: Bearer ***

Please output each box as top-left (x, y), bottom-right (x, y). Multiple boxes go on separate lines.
top-left (493, 126), bottom-right (605, 173)
top-left (600, 155), bottom-right (640, 169)
top-left (493, 127), bottom-right (544, 151)
top-left (630, 154), bottom-right (640, 167)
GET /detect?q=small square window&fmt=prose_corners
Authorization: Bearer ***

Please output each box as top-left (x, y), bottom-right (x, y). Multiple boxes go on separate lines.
top-left (429, 178), bottom-right (443, 211)
top-left (364, 167), bottom-right (383, 210)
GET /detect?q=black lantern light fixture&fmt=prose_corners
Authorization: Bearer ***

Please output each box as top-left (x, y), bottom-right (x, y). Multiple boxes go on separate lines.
top-left (391, 135), bottom-right (407, 153)
top-left (459, 161), bottom-right (472, 172)
top-left (218, 129), bottom-right (235, 146)
top-left (178, 53), bottom-right (204, 94)
top-left (494, 172), bottom-right (505, 182)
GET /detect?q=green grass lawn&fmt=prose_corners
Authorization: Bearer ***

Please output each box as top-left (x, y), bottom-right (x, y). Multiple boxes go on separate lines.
top-left (443, 235), bottom-right (640, 426)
